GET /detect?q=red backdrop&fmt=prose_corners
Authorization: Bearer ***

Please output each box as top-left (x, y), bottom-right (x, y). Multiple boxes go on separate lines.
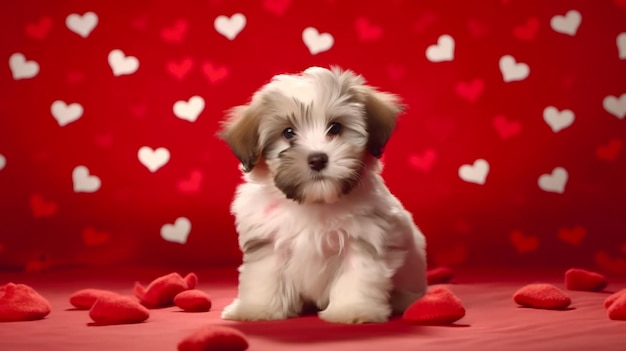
top-left (1, 0), bottom-right (625, 274)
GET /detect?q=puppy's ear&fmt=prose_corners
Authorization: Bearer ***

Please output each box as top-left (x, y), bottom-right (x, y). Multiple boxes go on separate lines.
top-left (353, 85), bottom-right (405, 158)
top-left (218, 104), bottom-right (262, 172)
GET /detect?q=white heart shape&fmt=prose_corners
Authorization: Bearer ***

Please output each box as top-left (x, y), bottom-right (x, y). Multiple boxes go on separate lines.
top-left (302, 27), bottom-right (334, 55)
top-left (538, 167), bottom-right (568, 194)
top-left (138, 146), bottom-right (170, 173)
top-left (0, 154), bottom-right (6, 171)
top-left (214, 13), bottom-right (246, 40)
top-left (51, 100), bottom-right (83, 127)
top-left (426, 34), bottom-right (454, 62)
top-left (108, 49), bottom-right (139, 76)
top-left (9, 53), bottom-right (39, 80)
top-left (72, 166), bottom-right (101, 193)
top-left (161, 217), bottom-right (191, 244)
top-left (458, 159), bottom-right (489, 185)
top-left (550, 10), bottom-right (581, 36)
top-left (173, 96), bottom-right (205, 122)
top-left (499, 55), bottom-right (530, 82)
top-left (603, 93), bottom-right (626, 119)
top-left (66, 12), bottom-right (98, 38)
top-left (543, 106), bottom-right (575, 132)
top-left (618, 33), bottom-right (626, 60)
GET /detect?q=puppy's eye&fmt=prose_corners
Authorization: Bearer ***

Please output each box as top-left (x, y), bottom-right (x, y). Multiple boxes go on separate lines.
top-left (283, 127), bottom-right (296, 140)
top-left (327, 122), bottom-right (342, 136)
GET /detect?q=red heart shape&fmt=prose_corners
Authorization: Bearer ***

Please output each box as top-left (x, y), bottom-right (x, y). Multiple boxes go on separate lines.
top-left (513, 283), bottom-right (571, 310)
top-left (0, 283), bottom-right (51, 321)
top-left (427, 266), bottom-right (454, 285)
top-left (604, 289), bottom-right (626, 309)
top-left (29, 194), bottom-right (58, 218)
top-left (202, 62), bottom-right (229, 84)
top-left (178, 325), bottom-right (249, 351)
top-left (557, 226), bottom-right (586, 246)
top-left (81, 227), bottom-right (111, 247)
top-left (510, 230), bottom-right (539, 254)
top-left (134, 272), bottom-right (197, 307)
top-left (174, 289), bottom-right (212, 312)
top-left (177, 170), bottom-right (203, 193)
top-left (595, 251), bottom-right (626, 275)
top-left (564, 268), bottom-right (607, 292)
top-left (167, 58), bottom-right (194, 80)
top-left (408, 149), bottom-right (437, 172)
top-left (455, 79), bottom-right (484, 103)
top-left (355, 17), bottom-right (383, 42)
top-left (596, 138), bottom-right (623, 161)
top-left (402, 286), bottom-right (465, 324)
top-left (161, 19), bottom-right (188, 43)
top-left (70, 289), bottom-right (121, 310)
top-left (89, 295), bottom-right (149, 325)
top-left (513, 17), bottom-right (539, 41)
top-left (608, 294), bottom-right (626, 321)
top-left (493, 115), bottom-right (522, 140)
top-left (25, 16), bottom-right (52, 40)
top-left (263, 0), bottom-right (291, 16)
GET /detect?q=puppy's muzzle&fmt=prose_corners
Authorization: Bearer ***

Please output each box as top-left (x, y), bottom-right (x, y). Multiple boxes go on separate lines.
top-left (308, 152), bottom-right (328, 171)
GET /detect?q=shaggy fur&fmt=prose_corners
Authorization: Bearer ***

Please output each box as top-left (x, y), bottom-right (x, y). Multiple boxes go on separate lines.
top-left (218, 66), bottom-right (427, 324)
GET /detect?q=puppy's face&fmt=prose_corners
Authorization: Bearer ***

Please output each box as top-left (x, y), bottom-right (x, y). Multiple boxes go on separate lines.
top-left (219, 67), bottom-right (403, 204)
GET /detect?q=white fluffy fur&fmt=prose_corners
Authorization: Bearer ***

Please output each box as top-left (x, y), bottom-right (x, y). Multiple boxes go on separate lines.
top-left (219, 67), bottom-right (427, 324)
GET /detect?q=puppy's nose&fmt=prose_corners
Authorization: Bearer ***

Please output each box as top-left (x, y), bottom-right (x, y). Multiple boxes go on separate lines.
top-left (307, 152), bottom-right (328, 171)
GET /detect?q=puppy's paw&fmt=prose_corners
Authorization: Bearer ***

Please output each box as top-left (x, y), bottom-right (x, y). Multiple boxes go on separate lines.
top-left (318, 303), bottom-right (391, 324)
top-left (221, 299), bottom-right (290, 321)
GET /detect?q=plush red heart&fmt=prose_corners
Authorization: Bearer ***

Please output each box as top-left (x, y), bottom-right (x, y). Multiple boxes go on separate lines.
top-left (134, 272), bottom-right (198, 308)
top-left (402, 286), bottom-right (466, 324)
top-left (178, 325), bottom-right (249, 351)
top-left (607, 293), bottom-right (626, 321)
top-left (70, 288), bottom-right (121, 310)
top-left (89, 294), bottom-right (149, 325)
top-left (564, 268), bottom-right (608, 292)
top-left (174, 289), bottom-right (212, 312)
top-left (426, 266), bottom-right (454, 285)
top-left (604, 289), bottom-right (626, 309)
top-left (0, 283), bottom-right (51, 321)
top-left (513, 283), bottom-right (571, 310)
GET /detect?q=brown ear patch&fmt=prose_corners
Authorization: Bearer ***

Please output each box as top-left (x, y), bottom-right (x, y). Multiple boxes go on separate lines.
top-left (218, 105), bottom-right (262, 172)
top-left (355, 86), bottom-right (405, 157)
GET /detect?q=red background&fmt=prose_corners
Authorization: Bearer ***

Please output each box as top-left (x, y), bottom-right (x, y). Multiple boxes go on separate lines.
top-left (1, 0), bottom-right (625, 274)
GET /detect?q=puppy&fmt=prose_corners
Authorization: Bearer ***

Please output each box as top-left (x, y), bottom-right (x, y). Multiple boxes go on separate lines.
top-left (218, 66), bottom-right (427, 324)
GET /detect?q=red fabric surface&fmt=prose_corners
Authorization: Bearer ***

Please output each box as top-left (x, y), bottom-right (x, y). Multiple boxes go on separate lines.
top-left (1, 1), bottom-right (625, 272)
top-left (1, 267), bottom-right (625, 350)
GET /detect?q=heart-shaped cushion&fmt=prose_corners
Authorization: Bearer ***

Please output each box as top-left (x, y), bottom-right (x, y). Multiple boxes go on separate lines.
top-left (564, 268), bottom-right (608, 292)
top-left (89, 294), bottom-right (149, 325)
top-left (178, 325), bottom-right (249, 351)
top-left (0, 283), bottom-right (51, 321)
top-left (607, 293), bottom-right (626, 321)
top-left (70, 288), bottom-right (121, 310)
top-left (134, 272), bottom-right (198, 308)
top-left (604, 289), bottom-right (626, 309)
top-left (174, 289), bottom-right (212, 312)
top-left (513, 283), bottom-right (571, 310)
top-left (426, 266), bottom-right (454, 285)
top-left (402, 286), bottom-right (465, 324)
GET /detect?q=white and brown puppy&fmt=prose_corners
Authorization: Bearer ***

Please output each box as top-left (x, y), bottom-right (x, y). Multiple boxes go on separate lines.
top-left (218, 66), bottom-right (427, 324)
